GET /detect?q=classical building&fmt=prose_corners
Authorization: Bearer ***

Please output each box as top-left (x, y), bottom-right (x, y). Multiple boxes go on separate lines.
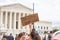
top-left (0, 3), bottom-right (33, 38)
top-left (34, 21), bottom-right (52, 33)
top-left (0, 3), bottom-right (53, 39)
top-left (52, 26), bottom-right (60, 30)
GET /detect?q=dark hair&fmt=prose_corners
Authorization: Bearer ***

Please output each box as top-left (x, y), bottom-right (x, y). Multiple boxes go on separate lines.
top-left (3, 34), bottom-right (7, 38)
top-left (32, 28), bottom-right (35, 32)
top-left (18, 32), bottom-right (25, 40)
top-left (30, 29), bottom-right (41, 40)
top-left (18, 33), bottom-right (22, 38)
top-left (3, 35), bottom-right (7, 38)
top-left (18, 32), bottom-right (25, 38)
top-left (10, 33), bottom-right (12, 35)
top-left (44, 31), bottom-right (47, 34)
top-left (50, 31), bottom-right (53, 33)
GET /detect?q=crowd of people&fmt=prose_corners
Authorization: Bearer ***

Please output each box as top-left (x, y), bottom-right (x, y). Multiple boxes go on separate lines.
top-left (2, 33), bottom-right (14, 40)
top-left (1, 28), bottom-right (41, 40)
top-left (43, 31), bottom-right (53, 40)
top-left (1, 24), bottom-right (54, 40)
top-left (15, 28), bottom-right (41, 40)
top-left (1, 28), bottom-right (54, 40)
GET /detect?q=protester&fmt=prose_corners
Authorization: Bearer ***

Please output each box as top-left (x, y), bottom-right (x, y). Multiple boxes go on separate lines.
top-left (18, 32), bottom-right (27, 40)
top-left (28, 23), bottom-right (41, 40)
top-left (29, 28), bottom-right (41, 40)
top-left (15, 34), bottom-right (18, 40)
top-left (18, 24), bottom-right (41, 40)
top-left (18, 33), bottom-right (23, 40)
top-left (37, 26), bottom-right (42, 35)
top-left (48, 31), bottom-right (53, 40)
top-left (2, 34), bottom-right (7, 40)
top-left (7, 33), bottom-right (14, 40)
top-left (17, 29), bottom-right (41, 40)
top-left (43, 31), bottom-right (49, 40)
top-left (43, 31), bottom-right (53, 40)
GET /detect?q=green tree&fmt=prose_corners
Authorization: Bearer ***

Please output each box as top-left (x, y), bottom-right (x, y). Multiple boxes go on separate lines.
top-left (52, 29), bottom-right (59, 33)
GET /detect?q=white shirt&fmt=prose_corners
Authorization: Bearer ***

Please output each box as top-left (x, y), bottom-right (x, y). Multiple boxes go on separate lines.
top-left (45, 34), bottom-right (49, 40)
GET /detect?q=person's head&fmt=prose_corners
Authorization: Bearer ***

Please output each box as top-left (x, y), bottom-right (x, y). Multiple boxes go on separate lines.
top-left (50, 31), bottom-right (53, 33)
top-left (44, 31), bottom-right (47, 34)
top-left (50, 31), bottom-right (53, 34)
top-left (30, 31), bottom-right (35, 38)
top-left (35, 34), bottom-right (41, 40)
top-left (10, 33), bottom-right (12, 36)
top-left (18, 32), bottom-right (26, 40)
top-left (3, 34), bottom-right (7, 38)
top-left (22, 32), bottom-right (25, 35)
top-left (30, 29), bottom-right (41, 40)
top-left (18, 32), bottom-right (25, 38)
top-left (32, 28), bottom-right (36, 32)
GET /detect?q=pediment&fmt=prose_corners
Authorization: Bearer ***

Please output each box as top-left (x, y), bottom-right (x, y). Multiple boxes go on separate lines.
top-left (0, 3), bottom-right (32, 10)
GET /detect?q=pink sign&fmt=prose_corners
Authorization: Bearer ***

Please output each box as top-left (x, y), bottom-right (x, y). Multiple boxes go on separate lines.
top-left (52, 31), bottom-right (60, 40)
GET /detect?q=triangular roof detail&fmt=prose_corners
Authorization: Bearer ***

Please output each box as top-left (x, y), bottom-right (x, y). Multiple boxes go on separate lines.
top-left (0, 3), bottom-right (32, 10)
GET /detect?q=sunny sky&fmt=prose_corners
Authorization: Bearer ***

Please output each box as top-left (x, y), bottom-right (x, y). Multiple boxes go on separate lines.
top-left (0, 0), bottom-right (60, 26)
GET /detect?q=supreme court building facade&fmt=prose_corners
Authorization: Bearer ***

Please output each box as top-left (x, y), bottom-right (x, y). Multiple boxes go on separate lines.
top-left (0, 3), bottom-right (33, 37)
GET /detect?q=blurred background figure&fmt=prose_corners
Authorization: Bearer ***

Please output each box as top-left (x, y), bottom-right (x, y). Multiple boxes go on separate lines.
top-left (43, 31), bottom-right (53, 40)
top-left (15, 34), bottom-right (18, 40)
top-left (48, 31), bottom-right (53, 40)
top-left (43, 31), bottom-right (49, 40)
top-left (37, 26), bottom-right (42, 35)
top-left (7, 33), bottom-right (14, 40)
top-left (2, 34), bottom-right (7, 40)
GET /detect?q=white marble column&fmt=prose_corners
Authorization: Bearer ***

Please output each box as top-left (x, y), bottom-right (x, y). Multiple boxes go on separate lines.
top-left (13, 13), bottom-right (16, 30)
top-left (9, 12), bottom-right (12, 29)
top-left (0, 13), bottom-right (1, 24)
top-left (5, 12), bottom-right (8, 29)
top-left (18, 13), bottom-right (21, 30)
top-left (0, 11), bottom-right (3, 24)
top-left (0, 11), bottom-right (4, 30)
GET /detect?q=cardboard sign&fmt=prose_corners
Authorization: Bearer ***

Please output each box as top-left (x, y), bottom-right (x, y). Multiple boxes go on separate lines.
top-left (21, 13), bottom-right (39, 26)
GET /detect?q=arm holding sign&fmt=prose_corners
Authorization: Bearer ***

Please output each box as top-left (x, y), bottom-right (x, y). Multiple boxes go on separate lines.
top-left (29, 23), bottom-right (32, 33)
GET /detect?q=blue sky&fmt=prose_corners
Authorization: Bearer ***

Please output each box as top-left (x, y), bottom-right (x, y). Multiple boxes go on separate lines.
top-left (0, 0), bottom-right (60, 26)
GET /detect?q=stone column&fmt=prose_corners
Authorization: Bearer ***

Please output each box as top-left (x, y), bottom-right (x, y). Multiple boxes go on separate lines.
top-left (5, 12), bottom-right (8, 29)
top-left (13, 13), bottom-right (16, 30)
top-left (0, 11), bottom-right (3, 24)
top-left (0, 11), bottom-right (4, 30)
top-left (9, 12), bottom-right (12, 29)
top-left (18, 13), bottom-right (21, 30)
